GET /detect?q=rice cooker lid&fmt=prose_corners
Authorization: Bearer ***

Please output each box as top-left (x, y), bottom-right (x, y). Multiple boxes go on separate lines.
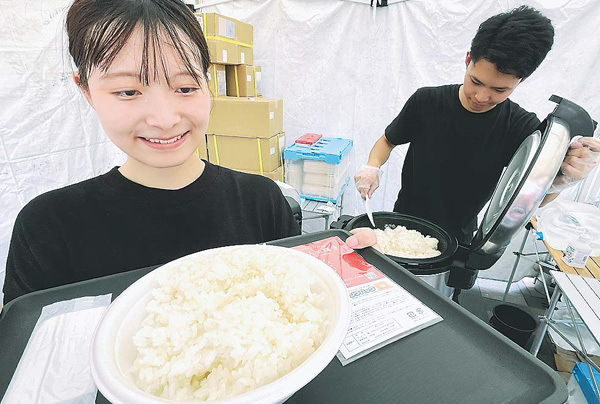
top-left (469, 95), bottom-right (597, 258)
top-left (470, 130), bottom-right (542, 253)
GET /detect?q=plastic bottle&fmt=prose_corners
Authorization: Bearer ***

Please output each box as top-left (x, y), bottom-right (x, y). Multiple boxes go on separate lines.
top-left (562, 230), bottom-right (592, 268)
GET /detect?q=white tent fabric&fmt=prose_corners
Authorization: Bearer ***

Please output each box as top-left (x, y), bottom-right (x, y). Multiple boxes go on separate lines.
top-left (1, 0), bottom-right (600, 295)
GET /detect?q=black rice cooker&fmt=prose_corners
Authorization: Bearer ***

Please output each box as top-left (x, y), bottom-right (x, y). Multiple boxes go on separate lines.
top-left (331, 213), bottom-right (459, 297)
top-left (335, 95), bottom-right (597, 297)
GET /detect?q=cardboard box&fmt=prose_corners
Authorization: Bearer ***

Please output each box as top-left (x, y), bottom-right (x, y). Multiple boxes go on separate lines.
top-left (238, 166), bottom-right (284, 182)
top-left (237, 20), bottom-right (253, 46)
top-left (207, 132), bottom-right (285, 173)
top-left (195, 13), bottom-right (252, 45)
top-left (195, 13), bottom-right (236, 41)
top-left (195, 12), bottom-right (253, 64)
top-left (254, 66), bottom-right (262, 97)
top-left (239, 45), bottom-right (254, 66)
top-left (226, 65), bottom-right (255, 97)
top-left (206, 39), bottom-right (239, 65)
top-left (207, 64), bottom-right (227, 97)
top-left (207, 97), bottom-right (283, 138)
top-left (553, 344), bottom-right (600, 373)
top-left (196, 134), bottom-right (208, 160)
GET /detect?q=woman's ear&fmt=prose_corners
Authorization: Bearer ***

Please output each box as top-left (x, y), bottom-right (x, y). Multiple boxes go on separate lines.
top-left (72, 72), bottom-right (94, 108)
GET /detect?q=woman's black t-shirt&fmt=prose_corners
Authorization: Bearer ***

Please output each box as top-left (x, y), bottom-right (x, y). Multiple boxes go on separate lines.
top-left (3, 162), bottom-right (300, 303)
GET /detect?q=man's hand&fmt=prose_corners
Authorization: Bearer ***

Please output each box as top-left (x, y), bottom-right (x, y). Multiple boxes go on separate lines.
top-left (354, 165), bottom-right (381, 200)
top-left (345, 228), bottom-right (381, 252)
top-left (560, 137), bottom-right (600, 180)
top-left (549, 136), bottom-right (600, 194)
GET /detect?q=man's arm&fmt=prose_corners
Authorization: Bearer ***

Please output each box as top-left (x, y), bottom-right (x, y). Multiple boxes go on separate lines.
top-left (354, 135), bottom-right (395, 199)
top-left (367, 134), bottom-right (396, 168)
top-left (540, 192), bottom-right (559, 207)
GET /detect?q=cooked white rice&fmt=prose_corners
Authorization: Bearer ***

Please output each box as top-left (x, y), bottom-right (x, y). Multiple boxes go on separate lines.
top-left (129, 246), bottom-right (329, 401)
top-left (375, 225), bottom-right (441, 259)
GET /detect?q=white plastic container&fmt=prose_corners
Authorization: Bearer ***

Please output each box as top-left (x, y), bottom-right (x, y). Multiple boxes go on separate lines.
top-left (284, 137), bottom-right (353, 203)
top-left (90, 245), bottom-right (350, 404)
top-left (537, 200), bottom-right (600, 255)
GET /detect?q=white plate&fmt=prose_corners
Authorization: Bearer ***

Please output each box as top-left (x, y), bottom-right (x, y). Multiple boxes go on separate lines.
top-left (90, 244), bottom-right (350, 404)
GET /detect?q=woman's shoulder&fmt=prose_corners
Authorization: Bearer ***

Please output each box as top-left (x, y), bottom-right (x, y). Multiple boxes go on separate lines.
top-left (208, 164), bottom-right (284, 204)
top-left (17, 173), bottom-right (109, 223)
top-left (210, 163), bottom-right (279, 189)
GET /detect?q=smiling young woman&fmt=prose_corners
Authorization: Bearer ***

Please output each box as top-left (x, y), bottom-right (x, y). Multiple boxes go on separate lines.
top-left (2, 0), bottom-right (300, 304)
top-left (79, 25), bottom-right (211, 189)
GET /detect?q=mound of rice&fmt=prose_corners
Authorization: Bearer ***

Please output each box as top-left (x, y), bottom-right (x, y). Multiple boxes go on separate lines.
top-left (129, 246), bottom-right (329, 401)
top-left (375, 225), bottom-right (441, 259)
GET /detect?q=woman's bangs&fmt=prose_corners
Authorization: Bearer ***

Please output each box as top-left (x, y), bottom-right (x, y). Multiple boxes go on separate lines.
top-left (139, 20), bottom-right (207, 88)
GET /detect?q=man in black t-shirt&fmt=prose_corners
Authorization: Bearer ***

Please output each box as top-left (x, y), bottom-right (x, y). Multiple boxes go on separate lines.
top-left (354, 6), bottom-right (600, 244)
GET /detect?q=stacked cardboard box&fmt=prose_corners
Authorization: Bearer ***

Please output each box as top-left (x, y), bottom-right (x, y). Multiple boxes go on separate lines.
top-left (552, 338), bottom-right (600, 373)
top-left (193, 13), bottom-right (284, 180)
top-left (207, 64), bottom-right (226, 97)
top-left (194, 13), bottom-right (263, 98)
top-left (204, 97), bottom-right (284, 181)
top-left (207, 133), bottom-right (285, 181)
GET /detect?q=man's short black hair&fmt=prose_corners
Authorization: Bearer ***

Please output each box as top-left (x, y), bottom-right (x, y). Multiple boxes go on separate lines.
top-left (470, 6), bottom-right (554, 79)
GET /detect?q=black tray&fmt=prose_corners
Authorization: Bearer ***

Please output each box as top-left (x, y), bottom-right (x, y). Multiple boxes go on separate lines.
top-left (0, 230), bottom-right (567, 403)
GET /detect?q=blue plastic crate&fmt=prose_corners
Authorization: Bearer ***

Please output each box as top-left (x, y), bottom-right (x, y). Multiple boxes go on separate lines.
top-left (284, 137), bottom-right (353, 164)
top-left (284, 137), bottom-right (353, 203)
top-left (573, 362), bottom-right (600, 404)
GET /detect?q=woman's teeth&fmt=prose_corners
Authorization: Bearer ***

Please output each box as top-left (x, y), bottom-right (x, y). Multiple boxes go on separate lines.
top-left (145, 134), bottom-right (183, 144)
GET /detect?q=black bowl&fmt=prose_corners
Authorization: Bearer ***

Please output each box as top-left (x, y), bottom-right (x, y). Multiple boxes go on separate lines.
top-left (340, 212), bottom-right (458, 275)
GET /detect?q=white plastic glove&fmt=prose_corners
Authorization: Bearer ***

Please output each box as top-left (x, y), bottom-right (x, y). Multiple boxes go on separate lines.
top-left (354, 165), bottom-right (382, 200)
top-left (548, 136), bottom-right (600, 194)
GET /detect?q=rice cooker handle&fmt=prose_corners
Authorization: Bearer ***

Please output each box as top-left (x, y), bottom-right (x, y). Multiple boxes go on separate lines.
top-left (549, 95), bottom-right (597, 138)
top-left (330, 215), bottom-right (354, 230)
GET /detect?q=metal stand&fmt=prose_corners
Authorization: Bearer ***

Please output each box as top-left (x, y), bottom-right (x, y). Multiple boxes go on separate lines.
top-left (502, 228), bottom-right (530, 303)
top-left (507, 222), bottom-right (600, 402)
top-left (529, 286), bottom-right (561, 356)
top-left (502, 225), bottom-right (551, 304)
top-left (530, 272), bottom-right (600, 402)
top-left (301, 196), bottom-right (343, 231)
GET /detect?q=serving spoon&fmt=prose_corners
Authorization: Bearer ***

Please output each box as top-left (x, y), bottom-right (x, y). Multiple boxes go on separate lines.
top-left (365, 194), bottom-right (376, 228)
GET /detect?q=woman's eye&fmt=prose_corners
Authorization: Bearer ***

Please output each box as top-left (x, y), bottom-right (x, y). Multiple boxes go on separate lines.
top-left (176, 87), bottom-right (198, 94)
top-left (115, 90), bottom-right (139, 97)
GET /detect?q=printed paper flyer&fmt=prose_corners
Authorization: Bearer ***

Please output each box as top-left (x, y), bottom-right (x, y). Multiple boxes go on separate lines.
top-left (294, 236), bottom-right (443, 365)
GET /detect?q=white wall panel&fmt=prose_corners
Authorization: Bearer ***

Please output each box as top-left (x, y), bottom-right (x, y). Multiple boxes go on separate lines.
top-left (1, 0), bottom-right (599, 293)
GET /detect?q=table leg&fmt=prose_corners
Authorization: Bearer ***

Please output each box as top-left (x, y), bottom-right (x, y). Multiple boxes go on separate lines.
top-left (530, 285), bottom-right (562, 356)
top-left (564, 294), bottom-right (600, 401)
top-left (532, 237), bottom-right (553, 303)
top-left (502, 228), bottom-right (530, 303)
